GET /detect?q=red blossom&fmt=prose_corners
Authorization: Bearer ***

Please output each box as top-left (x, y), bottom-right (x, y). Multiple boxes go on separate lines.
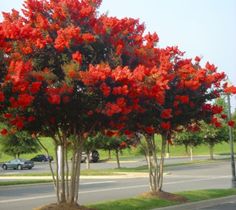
top-left (16, 120), bottom-right (24, 129)
top-left (221, 114), bottom-right (227, 119)
top-left (160, 122), bottom-right (171, 130)
top-left (119, 141), bottom-right (127, 149)
top-left (211, 117), bottom-right (222, 128)
top-left (145, 126), bottom-right (155, 134)
top-left (228, 120), bottom-right (235, 127)
top-left (202, 104), bottom-right (212, 111)
top-left (48, 94), bottom-right (61, 105)
top-left (28, 116), bottom-right (35, 122)
top-left (0, 92), bottom-right (5, 102)
top-left (194, 56), bottom-right (201, 62)
top-left (212, 105), bottom-right (223, 114)
top-left (4, 113), bottom-right (12, 118)
top-left (82, 33), bottom-right (95, 42)
top-left (123, 130), bottom-right (131, 136)
top-left (106, 130), bottom-right (119, 137)
top-left (100, 83), bottom-right (111, 97)
top-left (160, 109), bottom-right (172, 119)
top-left (72, 51), bottom-right (82, 64)
top-left (17, 94), bottom-right (34, 108)
top-left (176, 95), bottom-right (189, 104)
top-left (0, 128), bottom-right (8, 136)
top-left (224, 85), bottom-right (236, 94)
top-left (205, 62), bottom-right (217, 72)
top-left (30, 82), bottom-right (42, 94)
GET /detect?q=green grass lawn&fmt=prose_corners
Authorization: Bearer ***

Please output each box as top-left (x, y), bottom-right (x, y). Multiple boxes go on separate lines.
top-left (0, 180), bottom-right (53, 186)
top-left (89, 188), bottom-right (236, 210)
top-left (0, 135), bottom-right (235, 163)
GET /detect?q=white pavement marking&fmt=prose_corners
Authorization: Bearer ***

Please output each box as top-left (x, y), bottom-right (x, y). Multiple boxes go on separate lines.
top-left (81, 181), bottom-right (116, 185)
top-left (0, 176), bottom-right (229, 204)
top-left (167, 175), bottom-right (231, 179)
top-left (0, 194), bottom-right (55, 203)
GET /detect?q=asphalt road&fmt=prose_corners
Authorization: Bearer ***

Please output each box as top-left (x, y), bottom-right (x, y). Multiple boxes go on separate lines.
top-left (0, 160), bottom-right (234, 210)
top-left (0, 155), bottom-right (227, 175)
top-left (200, 202), bottom-right (236, 210)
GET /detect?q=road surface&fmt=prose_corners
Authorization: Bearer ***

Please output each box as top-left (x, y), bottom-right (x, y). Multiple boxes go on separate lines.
top-left (0, 160), bottom-right (233, 210)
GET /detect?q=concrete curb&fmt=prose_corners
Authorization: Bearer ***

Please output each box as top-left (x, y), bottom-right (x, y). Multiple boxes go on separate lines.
top-left (0, 173), bottom-right (147, 180)
top-left (0, 172), bottom-right (171, 181)
top-left (153, 195), bottom-right (236, 210)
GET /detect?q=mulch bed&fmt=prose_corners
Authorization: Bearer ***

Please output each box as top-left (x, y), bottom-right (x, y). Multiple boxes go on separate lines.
top-left (141, 191), bottom-right (188, 203)
top-left (34, 203), bottom-right (96, 210)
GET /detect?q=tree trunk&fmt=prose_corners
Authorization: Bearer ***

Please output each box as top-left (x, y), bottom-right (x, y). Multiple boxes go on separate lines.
top-left (185, 144), bottom-right (188, 155)
top-left (115, 149), bottom-right (121, 168)
top-left (157, 134), bottom-right (167, 191)
top-left (209, 144), bottom-right (214, 160)
top-left (144, 134), bottom-right (167, 193)
top-left (108, 149), bottom-right (111, 160)
top-left (86, 152), bottom-right (90, 169)
top-left (189, 146), bottom-right (193, 161)
top-left (165, 142), bottom-right (170, 158)
top-left (46, 132), bottom-right (85, 206)
top-left (145, 134), bottom-right (158, 193)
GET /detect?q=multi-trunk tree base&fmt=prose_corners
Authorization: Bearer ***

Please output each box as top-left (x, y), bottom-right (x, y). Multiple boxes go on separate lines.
top-left (34, 203), bottom-right (96, 210)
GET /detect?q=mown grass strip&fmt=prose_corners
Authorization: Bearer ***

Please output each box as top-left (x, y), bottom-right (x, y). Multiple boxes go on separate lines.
top-left (0, 180), bottom-right (53, 186)
top-left (89, 188), bottom-right (236, 210)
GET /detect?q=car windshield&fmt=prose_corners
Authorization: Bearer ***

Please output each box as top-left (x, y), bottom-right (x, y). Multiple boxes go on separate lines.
top-left (17, 159), bottom-right (27, 162)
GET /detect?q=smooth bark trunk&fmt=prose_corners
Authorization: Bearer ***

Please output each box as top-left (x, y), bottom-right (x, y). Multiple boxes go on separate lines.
top-left (189, 146), bottom-right (193, 161)
top-left (209, 144), bottom-right (214, 160)
top-left (86, 152), bottom-right (90, 169)
top-left (144, 134), bottom-right (167, 193)
top-left (115, 149), bottom-right (121, 168)
top-left (108, 149), bottom-right (111, 160)
top-left (185, 144), bottom-right (188, 155)
top-left (43, 133), bottom-right (85, 206)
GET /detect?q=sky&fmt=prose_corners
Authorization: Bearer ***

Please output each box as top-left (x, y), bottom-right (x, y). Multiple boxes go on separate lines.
top-left (0, 0), bottom-right (236, 110)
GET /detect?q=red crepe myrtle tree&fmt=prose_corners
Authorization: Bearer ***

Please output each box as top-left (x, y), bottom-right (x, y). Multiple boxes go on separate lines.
top-left (127, 51), bottom-right (236, 193)
top-left (84, 46), bottom-right (236, 194)
top-left (1, 0), bottom-right (236, 206)
top-left (0, 0), bottom-right (168, 207)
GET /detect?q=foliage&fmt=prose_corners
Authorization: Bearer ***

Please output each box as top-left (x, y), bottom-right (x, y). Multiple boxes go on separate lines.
top-left (199, 121), bottom-right (228, 146)
top-left (0, 130), bottom-right (40, 158)
top-left (173, 127), bottom-right (202, 148)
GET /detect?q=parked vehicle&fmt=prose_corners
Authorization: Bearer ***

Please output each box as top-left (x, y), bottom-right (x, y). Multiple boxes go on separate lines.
top-left (81, 150), bottom-right (100, 163)
top-left (30, 154), bottom-right (53, 162)
top-left (2, 158), bottom-right (34, 170)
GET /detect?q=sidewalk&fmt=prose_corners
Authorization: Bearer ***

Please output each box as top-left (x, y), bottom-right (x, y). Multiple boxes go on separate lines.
top-left (153, 195), bottom-right (236, 210)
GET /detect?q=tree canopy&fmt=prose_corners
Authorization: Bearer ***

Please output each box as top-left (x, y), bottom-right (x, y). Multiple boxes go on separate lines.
top-left (0, 0), bottom-right (236, 207)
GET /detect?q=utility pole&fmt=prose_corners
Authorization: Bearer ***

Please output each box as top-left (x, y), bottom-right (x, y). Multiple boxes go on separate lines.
top-left (227, 94), bottom-right (236, 187)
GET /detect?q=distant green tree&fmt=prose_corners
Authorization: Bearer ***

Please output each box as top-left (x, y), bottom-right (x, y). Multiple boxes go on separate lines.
top-left (199, 121), bottom-right (228, 160)
top-left (0, 131), bottom-right (40, 158)
top-left (97, 134), bottom-right (132, 168)
top-left (173, 127), bottom-right (202, 160)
